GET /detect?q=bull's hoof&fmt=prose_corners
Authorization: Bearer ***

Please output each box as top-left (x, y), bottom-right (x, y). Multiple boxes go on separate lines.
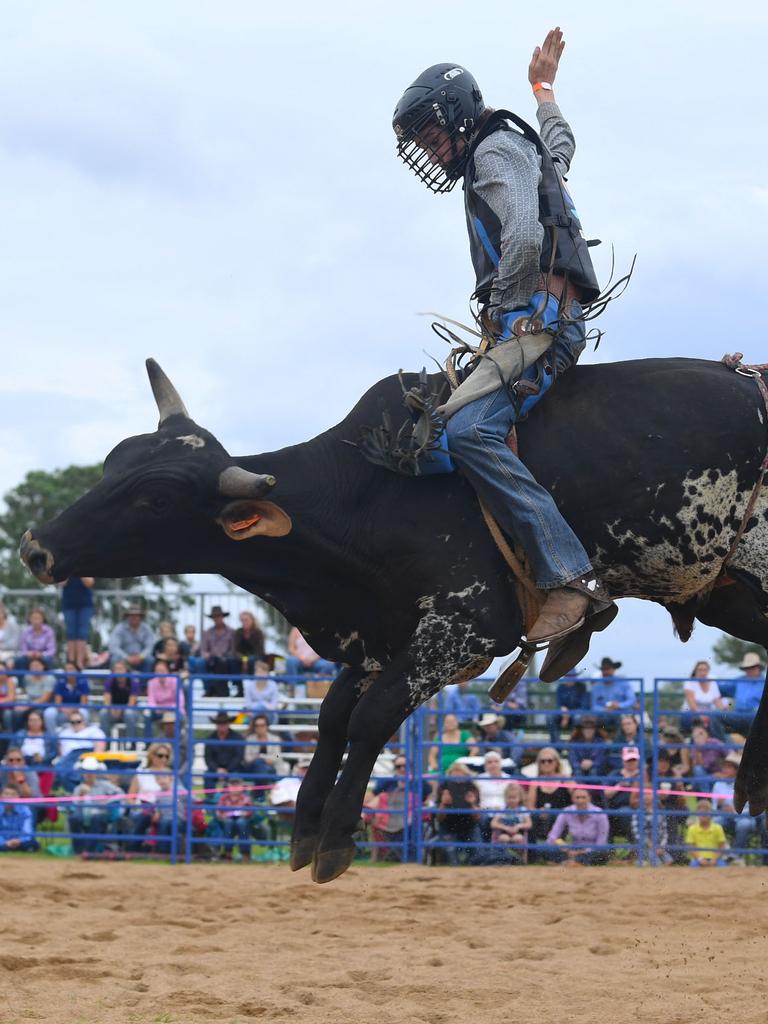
top-left (311, 843), bottom-right (356, 884)
top-left (289, 836), bottom-right (318, 872)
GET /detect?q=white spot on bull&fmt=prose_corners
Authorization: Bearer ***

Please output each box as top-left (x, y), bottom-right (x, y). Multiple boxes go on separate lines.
top-left (446, 580), bottom-right (488, 601)
top-left (759, 407), bottom-right (765, 425)
top-left (176, 434), bottom-right (205, 448)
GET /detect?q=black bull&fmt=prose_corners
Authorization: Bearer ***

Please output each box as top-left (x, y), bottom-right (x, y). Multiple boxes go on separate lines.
top-left (19, 356), bottom-right (768, 882)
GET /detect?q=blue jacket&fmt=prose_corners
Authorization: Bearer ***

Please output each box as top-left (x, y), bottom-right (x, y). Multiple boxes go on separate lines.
top-left (734, 677), bottom-right (763, 713)
top-left (0, 803), bottom-right (35, 849)
top-left (590, 679), bottom-right (636, 713)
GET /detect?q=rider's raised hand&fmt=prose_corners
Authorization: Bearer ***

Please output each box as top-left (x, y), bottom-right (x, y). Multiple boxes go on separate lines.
top-left (528, 26), bottom-right (565, 87)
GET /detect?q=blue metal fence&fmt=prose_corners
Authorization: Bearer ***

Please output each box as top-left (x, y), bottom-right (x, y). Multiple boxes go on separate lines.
top-left (0, 672), bottom-right (764, 866)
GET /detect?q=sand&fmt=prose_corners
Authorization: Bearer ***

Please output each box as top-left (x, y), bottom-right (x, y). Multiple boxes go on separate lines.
top-left (1, 860), bottom-right (766, 1024)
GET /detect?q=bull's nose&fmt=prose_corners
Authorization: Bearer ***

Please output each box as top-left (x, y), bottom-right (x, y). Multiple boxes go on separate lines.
top-left (19, 530), bottom-right (55, 583)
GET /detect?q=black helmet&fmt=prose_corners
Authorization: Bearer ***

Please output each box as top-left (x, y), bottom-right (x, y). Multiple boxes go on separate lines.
top-left (392, 64), bottom-right (484, 194)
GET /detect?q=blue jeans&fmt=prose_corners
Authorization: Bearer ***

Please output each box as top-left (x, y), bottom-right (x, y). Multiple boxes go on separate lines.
top-left (446, 311), bottom-right (591, 588)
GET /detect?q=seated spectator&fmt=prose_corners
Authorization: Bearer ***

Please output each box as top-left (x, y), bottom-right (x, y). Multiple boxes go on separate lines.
top-left (711, 750), bottom-right (767, 858)
top-left (158, 637), bottom-right (186, 673)
top-left (213, 778), bottom-right (255, 860)
top-left (490, 782), bottom-right (531, 863)
top-left (269, 757), bottom-right (311, 853)
top-left (433, 761), bottom-right (481, 866)
top-left (127, 742), bottom-right (175, 848)
top-left (525, 748), bottom-right (573, 850)
top-left (657, 724), bottom-right (688, 779)
top-left (13, 711), bottom-right (56, 773)
top-left (59, 576), bottom-right (95, 669)
top-left (145, 660), bottom-right (186, 737)
top-left (470, 714), bottom-right (518, 764)
top-left (366, 755), bottom-right (411, 861)
top-left (0, 670), bottom-right (17, 755)
top-left (108, 606), bottom-right (155, 674)
top-left (152, 621), bottom-right (177, 661)
top-left (16, 607), bottom-right (57, 670)
top-left (243, 662), bottom-right (281, 723)
top-left (442, 680), bottom-right (482, 723)
top-left (604, 746), bottom-right (644, 841)
top-left (551, 669), bottom-right (590, 743)
top-left (45, 662), bottom-right (91, 733)
top-left (0, 601), bottom-right (20, 664)
top-left (204, 711), bottom-right (244, 790)
top-left (590, 661), bottom-right (635, 724)
top-left (234, 611), bottom-right (266, 674)
top-left (629, 786), bottom-right (672, 864)
top-left (681, 660), bottom-right (727, 738)
top-left (653, 747), bottom-right (688, 863)
top-left (243, 714), bottom-right (285, 776)
top-left (156, 712), bottom-right (188, 774)
top-left (685, 798), bottom-right (728, 867)
top-left (606, 714), bottom-right (641, 772)
top-left (569, 716), bottom-right (607, 778)
top-left (99, 661), bottom-right (141, 744)
top-left (54, 713), bottom-right (107, 791)
top-left (547, 787), bottom-right (609, 865)
top-left (688, 722), bottom-right (725, 791)
top-left (21, 657), bottom-right (56, 720)
top-left (1, 747), bottom-right (41, 799)
top-left (428, 713), bottom-right (473, 775)
top-left (201, 606), bottom-right (240, 698)
top-left (285, 626), bottom-right (336, 685)
top-left (180, 625), bottom-right (202, 665)
top-left (475, 750), bottom-right (513, 815)
top-left (722, 652), bottom-right (764, 737)
top-left (69, 757), bottom-right (124, 853)
top-left (0, 784), bottom-right (38, 852)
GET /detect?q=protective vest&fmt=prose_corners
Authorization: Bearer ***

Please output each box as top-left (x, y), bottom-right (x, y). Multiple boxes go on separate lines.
top-left (463, 109), bottom-right (601, 309)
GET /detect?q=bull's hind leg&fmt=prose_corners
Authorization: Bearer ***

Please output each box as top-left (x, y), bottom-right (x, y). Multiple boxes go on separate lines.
top-left (290, 666), bottom-right (370, 872)
top-left (696, 581), bottom-right (768, 814)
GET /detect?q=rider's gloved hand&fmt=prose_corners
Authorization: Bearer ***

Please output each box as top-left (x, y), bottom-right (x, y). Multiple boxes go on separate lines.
top-left (495, 290), bottom-right (561, 342)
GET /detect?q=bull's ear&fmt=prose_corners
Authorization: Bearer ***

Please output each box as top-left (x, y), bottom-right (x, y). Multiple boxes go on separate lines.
top-left (217, 500), bottom-right (292, 541)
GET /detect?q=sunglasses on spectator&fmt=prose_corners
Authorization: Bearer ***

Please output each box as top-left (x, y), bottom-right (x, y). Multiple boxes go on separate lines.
top-left (154, 752), bottom-right (170, 760)
top-left (70, 718), bottom-right (83, 724)
top-left (394, 762), bottom-right (406, 769)
top-left (538, 757), bottom-right (556, 764)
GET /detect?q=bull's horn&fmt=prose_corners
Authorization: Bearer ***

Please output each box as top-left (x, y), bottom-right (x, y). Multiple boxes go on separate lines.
top-left (218, 466), bottom-right (276, 498)
top-left (146, 358), bottom-right (189, 422)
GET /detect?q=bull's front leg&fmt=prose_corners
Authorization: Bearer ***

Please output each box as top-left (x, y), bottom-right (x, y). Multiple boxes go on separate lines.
top-left (290, 666), bottom-right (370, 871)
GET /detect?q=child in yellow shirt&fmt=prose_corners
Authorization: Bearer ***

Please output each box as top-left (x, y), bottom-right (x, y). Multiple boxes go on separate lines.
top-left (685, 798), bottom-right (727, 867)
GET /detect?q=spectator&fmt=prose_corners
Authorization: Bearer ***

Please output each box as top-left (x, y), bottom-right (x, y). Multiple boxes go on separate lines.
top-left (180, 625), bottom-right (202, 666)
top-left (59, 577), bottom-right (95, 668)
top-left (146, 660), bottom-right (186, 737)
top-left (200, 606), bottom-right (237, 698)
top-left (158, 637), bottom-right (186, 673)
top-left (285, 627), bottom-right (337, 686)
top-left (0, 670), bottom-right (17, 755)
top-left (214, 778), bottom-right (255, 860)
top-left (21, 657), bottom-right (55, 720)
top-left (0, 784), bottom-right (38, 852)
top-left (552, 669), bottom-right (590, 742)
top-left (722, 652), bottom-right (765, 737)
top-left (45, 662), bottom-right (91, 732)
top-left (69, 757), bottom-right (123, 854)
top-left (108, 606), bottom-right (155, 674)
top-left (243, 714), bottom-right (285, 775)
top-left (471, 714), bottom-right (518, 763)
top-left (366, 755), bottom-right (412, 861)
top-left (604, 746), bottom-right (644, 841)
top-left (681, 659), bottom-right (727, 738)
top-left (152, 621), bottom-right (177, 661)
top-left (99, 661), bottom-right (141, 744)
top-left (126, 743), bottom-right (175, 848)
top-left (606, 714), bottom-right (641, 771)
top-left (16, 608), bottom-right (57, 669)
top-left (442, 680), bottom-right (482, 723)
top-left (711, 751), bottom-right (767, 859)
top-left (653, 747), bottom-right (688, 863)
top-left (685, 798), bottom-right (728, 867)
top-left (243, 662), bottom-right (282, 723)
top-left (475, 750), bottom-right (513, 814)
top-left (156, 712), bottom-right (188, 774)
top-left (234, 611), bottom-right (266, 674)
top-left (13, 711), bottom-right (56, 773)
top-left (204, 711), bottom-right (244, 790)
top-left (428, 713), bottom-right (473, 775)
top-left (525, 748), bottom-right (573, 850)
top-left (569, 716), bottom-right (607, 778)
top-left (630, 787), bottom-right (672, 864)
top-left (591, 661), bottom-right (635, 722)
top-left (55, 711), bottom-right (107, 791)
top-left (0, 748), bottom-right (41, 799)
top-left (0, 601), bottom-right (20, 664)
top-left (657, 724), bottom-right (688, 779)
top-left (490, 782), bottom-right (531, 863)
top-left (547, 787), bottom-right (609, 865)
top-left (433, 761), bottom-right (482, 865)
top-left (688, 722), bottom-right (725, 791)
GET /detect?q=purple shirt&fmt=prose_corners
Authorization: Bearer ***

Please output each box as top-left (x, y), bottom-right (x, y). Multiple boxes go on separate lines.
top-left (201, 625), bottom-right (235, 659)
top-left (548, 804), bottom-right (609, 846)
top-left (18, 624), bottom-right (56, 658)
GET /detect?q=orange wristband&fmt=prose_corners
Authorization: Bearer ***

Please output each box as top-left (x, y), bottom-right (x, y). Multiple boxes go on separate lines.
top-left (532, 81), bottom-right (553, 94)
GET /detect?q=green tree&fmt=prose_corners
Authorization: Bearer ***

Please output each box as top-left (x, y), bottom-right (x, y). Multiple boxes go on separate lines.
top-left (0, 464), bottom-right (189, 595)
top-left (712, 633), bottom-right (763, 670)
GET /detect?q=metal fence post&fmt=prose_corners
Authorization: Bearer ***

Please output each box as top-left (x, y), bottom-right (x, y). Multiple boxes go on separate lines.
top-left (637, 676), bottom-right (645, 866)
top-left (184, 674), bottom-right (195, 864)
top-left (650, 678), bottom-right (660, 867)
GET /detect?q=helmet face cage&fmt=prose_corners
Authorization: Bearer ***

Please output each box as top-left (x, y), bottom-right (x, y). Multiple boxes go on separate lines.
top-left (395, 102), bottom-right (474, 194)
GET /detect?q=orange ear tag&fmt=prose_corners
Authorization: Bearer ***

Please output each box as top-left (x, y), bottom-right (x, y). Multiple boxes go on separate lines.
top-left (230, 514), bottom-right (262, 532)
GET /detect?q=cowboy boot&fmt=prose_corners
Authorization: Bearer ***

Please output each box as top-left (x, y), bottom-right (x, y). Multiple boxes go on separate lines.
top-left (526, 577), bottom-right (613, 645)
top-left (538, 589), bottom-right (619, 683)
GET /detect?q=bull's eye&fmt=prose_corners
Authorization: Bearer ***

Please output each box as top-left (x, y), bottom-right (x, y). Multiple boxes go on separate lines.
top-left (149, 494), bottom-right (172, 515)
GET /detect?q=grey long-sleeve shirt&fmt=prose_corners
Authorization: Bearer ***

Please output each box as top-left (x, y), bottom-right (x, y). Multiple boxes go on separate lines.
top-left (468, 101), bottom-right (576, 315)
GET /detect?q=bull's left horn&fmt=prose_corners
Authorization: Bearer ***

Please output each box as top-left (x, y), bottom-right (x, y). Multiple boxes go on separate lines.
top-left (146, 358), bottom-right (189, 423)
top-left (218, 466), bottom-right (276, 498)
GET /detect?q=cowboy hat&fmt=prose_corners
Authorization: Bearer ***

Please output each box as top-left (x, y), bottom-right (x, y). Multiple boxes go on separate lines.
top-left (739, 651), bottom-right (765, 670)
top-left (210, 710), bottom-right (236, 724)
top-left (478, 713), bottom-right (503, 728)
top-left (599, 657), bottom-right (622, 670)
top-left (206, 605), bottom-right (230, 618)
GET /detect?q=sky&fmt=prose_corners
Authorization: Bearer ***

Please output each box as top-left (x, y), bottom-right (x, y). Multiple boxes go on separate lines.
top-left (1, 0), bottom-right (766, 681)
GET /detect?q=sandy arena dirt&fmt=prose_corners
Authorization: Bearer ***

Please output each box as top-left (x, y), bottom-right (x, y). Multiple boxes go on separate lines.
top-left (1, 859), bottom-right (767, 1024)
